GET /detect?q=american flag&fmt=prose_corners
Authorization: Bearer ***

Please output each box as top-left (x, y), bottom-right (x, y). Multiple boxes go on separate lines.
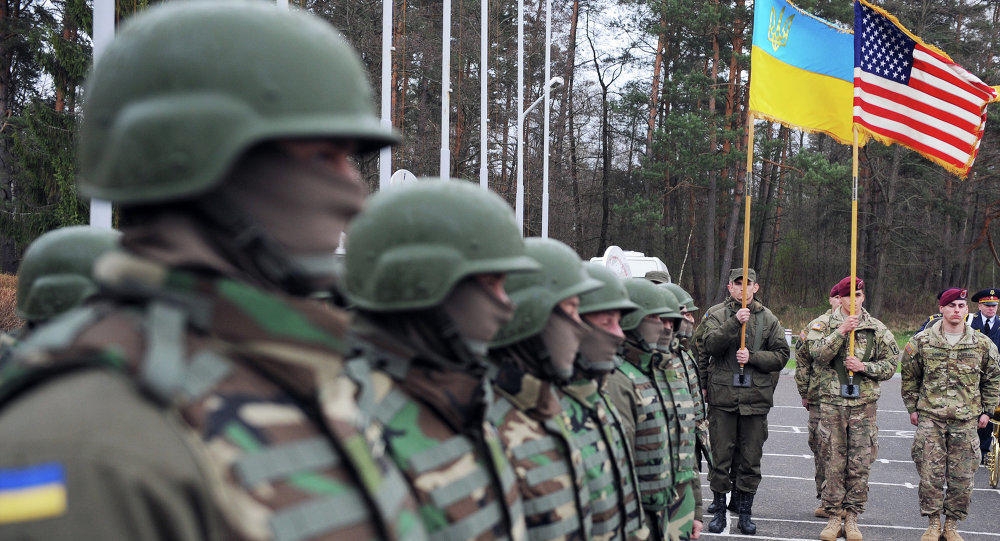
top-left (853, 0), bottom-right (997, 177)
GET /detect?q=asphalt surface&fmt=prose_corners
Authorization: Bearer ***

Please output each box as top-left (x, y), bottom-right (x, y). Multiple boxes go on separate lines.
top-left (697, 372), bottom-right (1000, 540)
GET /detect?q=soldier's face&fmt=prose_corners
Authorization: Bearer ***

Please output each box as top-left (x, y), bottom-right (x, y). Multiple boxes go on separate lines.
top-left (557, 296), bottom-right (583, 324)
top-left (940, 300), bottom-right (969, 324)
top-left (838, 291), bottom-right (865, 311)
top-left (660, 317), bottom-right (674, 331)
top-left (583, 310), bottom-right (624, 338)
top-left (980, 303), bottom-right (998, 318)
top-left (474, 273), bottom-right (510, 305)
top-left (829, 296), bottom-right (840, 310)
top-left (727, 280), bottom-right (758, 301)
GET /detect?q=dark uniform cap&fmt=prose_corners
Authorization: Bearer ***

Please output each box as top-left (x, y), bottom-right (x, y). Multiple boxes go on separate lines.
top-left (938, 287), bottom-right (968, 306)
top-left (971, 288), bottom-right (1000, 306)
top-left (644, 270), bottom-right (671, 284)
top-left (728, 267), bottom-right (756, 283)
top-left (830, 276), bottom-right (864, 297)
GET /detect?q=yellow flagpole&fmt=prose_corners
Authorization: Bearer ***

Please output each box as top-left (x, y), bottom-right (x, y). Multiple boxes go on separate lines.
top-left (849, 127), bottom-right (859, 367)
top-left (740, 114), bottom-right (755, 352)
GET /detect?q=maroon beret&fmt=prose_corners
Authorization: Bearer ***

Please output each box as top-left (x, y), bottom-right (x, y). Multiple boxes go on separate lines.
top-left (938, 287), bottom-right (968, 307)
top-left (830, 276), bottom-right (864, 298)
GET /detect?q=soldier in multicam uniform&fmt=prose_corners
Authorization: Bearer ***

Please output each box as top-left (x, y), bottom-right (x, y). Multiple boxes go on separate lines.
top-left (900, 287), bottom-right (1000, 541)
top-left (563, 263), bottom-right (648, 540)
top-left (805, 277), bottom-right (898, 541)
top-left (695, 268), bottom-right (789, 536)
top-left (488, 237), bottom-right (596, 540)
top-left (0, 226), bottom-right (120, 367)
top-left (653, 287), bottom-right (701, 541)
top-left (793, 283), bottom-right (840, 519)
top-left (603, 278), bottom-right (678, 540)
top-left (968, 288), bottom-right (1000, 464)
top-left (0, 2), bottom-right (429, 539)
top-left (341, 179), bottom-right (533, 540)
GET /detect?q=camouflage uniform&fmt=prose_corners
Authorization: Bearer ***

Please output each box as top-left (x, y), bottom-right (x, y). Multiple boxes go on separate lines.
top-left (900, 320), bottom-right (1000, 521)
top-left (347, 318), bottom-right (527, 540)
top-left (604, 342), bottom-right (675, 539)
top-left (654, 345), bottom-right (699, 541)
top-left (0, 255), bottom-right (426, 540)
top-left (670, 338), bottom-right (709, 517)
top-left (560, 377), bottom-right (646, 540)
top-left (806, 307), bottom-right (898, 516)
top-left (695, 297), bottom-right (788, 496)
top-left (793, 319), bottom-right (827, 501)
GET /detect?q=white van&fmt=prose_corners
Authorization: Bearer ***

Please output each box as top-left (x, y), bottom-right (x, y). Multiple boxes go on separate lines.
top-left (589, 246), bottom-right (670, 280)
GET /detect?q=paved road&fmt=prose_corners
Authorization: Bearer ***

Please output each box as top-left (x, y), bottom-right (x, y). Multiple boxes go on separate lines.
top-left (698, 372), bottom-right (999, 540)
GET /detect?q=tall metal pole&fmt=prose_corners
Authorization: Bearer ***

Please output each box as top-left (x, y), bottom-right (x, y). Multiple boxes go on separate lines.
top-left (380, 0), bottom-right (392, 190)
top-left (89, 0), bottom-right (114, 229)
top-left (515, 0), bottom-right (524, 233)
top-left (540, 0), bottom-right (552, 238)
top-left (479, 0), bottom-right (488, 189)
top-left (440, 0), bottom-right (451, 178)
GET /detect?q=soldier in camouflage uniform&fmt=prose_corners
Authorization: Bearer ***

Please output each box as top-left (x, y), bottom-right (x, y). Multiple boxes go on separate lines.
top-left (793, 284), bottom-right (840, 519)
top-left (0, 3), bottom-right (430, 539)
top-left (694, 268), bottom-right (789, 536)
top-left (487, 237), bottom-right (596, 540)
top-left (806, 277), bottom-right (898, 541)
top-left (900, 287), bottom-right (1000, 541)
top-left (564, 263), bottom-right (648, 540)
top-left (0, 226), bottom-right (120, 367)
top-left (603, 278), bottom-right (678, 540)
top-left (342, 179), bottom-right (534, 540)
top-left (653, 287), bottom-right (701, 541)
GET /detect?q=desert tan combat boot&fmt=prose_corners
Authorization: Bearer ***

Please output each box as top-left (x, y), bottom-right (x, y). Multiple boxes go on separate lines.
top-left (843, 512), bottom-right (862, 541)
top-left (942, 517), bottom-right (963, 541)
top-left (920, 516), bottom-right (941, 541)
top-left (819, 515), bottom-right (843, 541)
top-left (814, 504), bottom-right (831, 518)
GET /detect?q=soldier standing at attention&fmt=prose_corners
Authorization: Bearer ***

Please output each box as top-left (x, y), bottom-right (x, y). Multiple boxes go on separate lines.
top-left (901, 287), bottom-right (1000, 541)
top-left (0, 2), bottom-right (429, 539)
top-left (342, 179), bottom-right (535, 540)
top-left (561, 263), bottom-right (648, 540)
top-left (695, 268), bottom-right (789, 536)
top-left (793, 283), bottom-right (841, 519)
top-left (489, 237), bottom-right (598, 540)
top-left (968, 288), bottom-right (1000, 463)
top-left (603, 279), bottom-right (678, 540)
top-left (806, 277), bottom-right (898, 541)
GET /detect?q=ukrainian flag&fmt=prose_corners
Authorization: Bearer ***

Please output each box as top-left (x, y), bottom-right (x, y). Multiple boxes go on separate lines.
top-left (0, 463), bottom-right (68, 524)
top-left (750, 0), bottom-right (859, 145)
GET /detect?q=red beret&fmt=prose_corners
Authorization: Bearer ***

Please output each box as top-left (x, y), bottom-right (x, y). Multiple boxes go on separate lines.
top-left (830, 276), bottom-right (864, 298)
top-left (938, 287), bottom-right (968, 306)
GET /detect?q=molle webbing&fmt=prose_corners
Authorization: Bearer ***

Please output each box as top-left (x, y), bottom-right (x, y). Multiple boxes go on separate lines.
top-left (597, 393), bottom-right (643, 535)
top-left (617, 364), bottom-right (673, 507)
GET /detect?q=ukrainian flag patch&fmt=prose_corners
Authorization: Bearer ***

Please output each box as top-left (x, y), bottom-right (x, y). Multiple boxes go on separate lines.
top-left (0, 462), bottom-right (68, 524)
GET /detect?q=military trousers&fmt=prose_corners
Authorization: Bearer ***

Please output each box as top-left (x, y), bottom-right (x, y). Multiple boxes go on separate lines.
top-left (912, 415), bottom-right (978, 520)
top-left (807, 403), bottom-right (823, 500)
top-left (817, 401), bottom-right (877, 514)
top-left (707, 408), bottom-right (767, 494)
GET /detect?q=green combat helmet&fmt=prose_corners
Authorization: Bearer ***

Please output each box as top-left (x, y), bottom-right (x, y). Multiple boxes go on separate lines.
top-left (344, 179), bottom-right (538, 312)
top-left (16, 226), bottom-right (121, 324)
top-left (77, 0), bottom-right (398, 204)
top-left (662, 282), bottom-right (698, 312)
top-left (580, 263), bottom-right (640, 317)
top-left (620, 278), bottom-right (680, 331)
top-left (491, 238), bottom-right (602, 348)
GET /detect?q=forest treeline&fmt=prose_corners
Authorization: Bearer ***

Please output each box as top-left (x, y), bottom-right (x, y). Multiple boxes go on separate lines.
top-left (1, 0), bottom-right (999, 330)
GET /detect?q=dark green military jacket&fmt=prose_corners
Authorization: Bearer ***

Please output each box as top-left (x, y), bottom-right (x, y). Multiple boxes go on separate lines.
top-left (695, 297), bottom-right (789, 415)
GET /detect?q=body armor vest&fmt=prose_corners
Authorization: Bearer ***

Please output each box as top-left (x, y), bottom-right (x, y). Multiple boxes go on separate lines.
top-left (1, 267), bottom-right (426, 541)
top-left (559, 379), bottom-right (644, 540)
top-left (596, 385), bottom-right (648, 539)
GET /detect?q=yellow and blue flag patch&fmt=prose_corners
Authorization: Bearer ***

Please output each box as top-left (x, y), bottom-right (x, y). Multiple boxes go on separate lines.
top-left (749, 0), bottom-right (862, 145)
top-left (0, 462), bottom-right (68, 524)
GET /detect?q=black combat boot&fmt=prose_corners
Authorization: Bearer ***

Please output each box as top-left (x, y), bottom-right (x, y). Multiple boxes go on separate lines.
top-left (706, 490), bottom-right (726, 513)
top-left (727, 489), bottom-right (740, 512)
top-left (707, 491), bottom-right (728, 533)
top-left (736, 490), bottom-right (757, 535)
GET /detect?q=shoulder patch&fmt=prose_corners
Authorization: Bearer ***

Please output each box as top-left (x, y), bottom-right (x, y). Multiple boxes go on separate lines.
top-left (903, 342), bottom-right (917, 356)
top-left (810, 321), bottom-right (825, 331)
top-left (0, 462), bottom-right (67, 524)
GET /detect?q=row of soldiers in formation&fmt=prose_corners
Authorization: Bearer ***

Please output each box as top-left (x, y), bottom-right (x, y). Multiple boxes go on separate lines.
top-left (0, 2), bottom-right (787, 539)
top-left (794, 279), bottom-right (1000, 541)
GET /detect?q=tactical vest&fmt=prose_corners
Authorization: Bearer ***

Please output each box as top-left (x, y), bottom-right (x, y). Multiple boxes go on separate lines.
top-left (559, 379), bottom-right (643, 540)
top-left (344, 351), bottom-right (527, 541)
top-left (675, 345), bottom-right (707, 423)
top-left (489, 365), bottom-right (592, 541)
top-left (614, 356), bottom-right (674, 512)
top-left (596, 387), bottom-right (647, 539)
top-left (652, 352), bottom-right (698, 483)
top-left (0, 272), bottom-right (426, 541)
